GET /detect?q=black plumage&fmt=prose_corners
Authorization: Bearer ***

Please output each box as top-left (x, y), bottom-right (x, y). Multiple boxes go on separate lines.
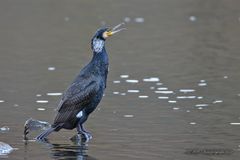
top-left (35, 24), bottom-right (125, 141)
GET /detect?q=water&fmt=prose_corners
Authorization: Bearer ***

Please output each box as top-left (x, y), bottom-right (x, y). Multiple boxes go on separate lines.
top-left (0, 0), bottom-right (240, 159)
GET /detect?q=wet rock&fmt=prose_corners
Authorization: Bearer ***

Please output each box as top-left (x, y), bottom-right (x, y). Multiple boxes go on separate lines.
top-left (0, 126), bottom-right (10, 133)
top-left (24, 118), bottom-right (51, 140)
top-left (0, 142), bottom-right (13, 156)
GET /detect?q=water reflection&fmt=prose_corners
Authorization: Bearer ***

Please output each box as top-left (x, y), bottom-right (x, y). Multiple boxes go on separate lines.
top-left (50, 143), bottom-right (91, 160)
top-left (26, 139), bottom-right (97, 160)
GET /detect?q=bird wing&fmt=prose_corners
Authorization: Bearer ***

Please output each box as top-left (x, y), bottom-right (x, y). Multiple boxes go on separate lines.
top-left (53, 79), bottom-right (99, 126)
top-left (59, 80), bottom-right (98, 111)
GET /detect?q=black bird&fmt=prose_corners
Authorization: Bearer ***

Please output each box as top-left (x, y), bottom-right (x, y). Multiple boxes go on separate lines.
top-left (35, 23), bottom-right (125, 141)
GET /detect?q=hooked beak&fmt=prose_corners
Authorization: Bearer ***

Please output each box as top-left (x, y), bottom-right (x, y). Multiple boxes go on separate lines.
top-left (105, 23), bottom-right (126, 37)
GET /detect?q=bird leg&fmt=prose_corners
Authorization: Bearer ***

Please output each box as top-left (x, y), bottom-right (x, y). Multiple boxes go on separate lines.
top-left (77, 123), bottom-right (92, 142)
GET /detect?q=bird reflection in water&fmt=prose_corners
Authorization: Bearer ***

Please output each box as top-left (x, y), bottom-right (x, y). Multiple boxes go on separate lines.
top-left (24, 136), bottom-right (98, 160)
top-left (50, 143), bottom-right (94, 160)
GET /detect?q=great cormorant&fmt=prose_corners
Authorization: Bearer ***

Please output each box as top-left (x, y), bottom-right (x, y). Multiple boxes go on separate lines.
top-left (35, 23), bottom-right (125, 141)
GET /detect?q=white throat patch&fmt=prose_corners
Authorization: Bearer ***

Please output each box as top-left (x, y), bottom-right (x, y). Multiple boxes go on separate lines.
top-left (92, 38), bottom-right (104, 53)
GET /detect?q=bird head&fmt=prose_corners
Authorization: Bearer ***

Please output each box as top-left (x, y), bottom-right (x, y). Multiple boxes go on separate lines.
top-left (93, 23), bottom-right (126, 40)
top-left (91, 23), bottom-right (125, 53)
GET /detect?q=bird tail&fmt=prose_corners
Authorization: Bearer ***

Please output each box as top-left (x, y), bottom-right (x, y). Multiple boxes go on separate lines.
top-left (35, 127), bottom-right (55, 140)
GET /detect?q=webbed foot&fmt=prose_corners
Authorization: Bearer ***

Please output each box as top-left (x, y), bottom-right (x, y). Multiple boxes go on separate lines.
top-left (81, 132), bottom-right (92, 142)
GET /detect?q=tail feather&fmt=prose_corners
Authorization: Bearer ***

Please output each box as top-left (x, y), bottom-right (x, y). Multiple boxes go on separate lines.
top-left (35, 127), bottom-right (55, 140)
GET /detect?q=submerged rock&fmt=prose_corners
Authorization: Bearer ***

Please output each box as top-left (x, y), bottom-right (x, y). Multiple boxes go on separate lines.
top-left (0, 142), bottom-right (13, 156)
top-left (24, 118), bottom-right (51, 140)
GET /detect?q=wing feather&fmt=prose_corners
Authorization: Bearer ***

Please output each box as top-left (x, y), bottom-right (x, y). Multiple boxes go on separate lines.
top-left (53, 80), bottom-right (98, 126)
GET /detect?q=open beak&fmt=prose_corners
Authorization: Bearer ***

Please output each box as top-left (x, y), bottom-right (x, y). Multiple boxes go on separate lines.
top-left (106, 23), bottom-right (126, 37)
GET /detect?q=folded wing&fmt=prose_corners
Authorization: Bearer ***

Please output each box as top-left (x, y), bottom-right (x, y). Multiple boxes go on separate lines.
top-left (52, 80), bottom-right (99, 128)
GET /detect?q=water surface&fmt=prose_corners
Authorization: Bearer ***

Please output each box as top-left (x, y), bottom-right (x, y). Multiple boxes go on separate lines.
top-left (0, 0), bottom-right (240, 159)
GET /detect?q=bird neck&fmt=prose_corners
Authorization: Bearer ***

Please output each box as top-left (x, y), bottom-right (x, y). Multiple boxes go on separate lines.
top-left (91, 38), bottom-right (109, 66)
top-left (90, 38), bottom-right (109, 87)
top-left (91, 47), bottom-right (109, 66)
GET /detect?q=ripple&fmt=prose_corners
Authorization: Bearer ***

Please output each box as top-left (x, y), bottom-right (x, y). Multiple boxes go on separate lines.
top-left (143, 77), bottom-right (159, 82)
top-left (195, 104), bottom-right (208, 107)
top-left (48, 67), bottom-right (56, 71)
top-left (37, 108), bottom-right (46, 111)
top-left (168, 100), bottom-right (177, 103)
top-left (64, 17), bottom-right (70, 22)
top-left (213, 100), bottom-right (223, 104)
top-left (190, 122), bottom-right (196, 125)
top-left (189, 16), bottom-right (197, 22)
top-left (47, 93), bottom-right (62, 96)
top-left (157, 87), bottom-right (168, 90)
top-left (179, 89), bottom-right (195, 93)
top-left (138, 95), bottom-right (149, 99)
top-left (198, 80), bottom-right (207, 86)
top-left (173, 107), bottom-right (180, 110)
top-left (177, 96), bottom-right (196, 99)
top-left (135, 17), bottom-right (144, 23)
top-left (230, 123), bottom-right (240, 125)
top-left (126, 79), bottom-right (139, 83)
top-left (120, 75), bottom-right (129, 78)
top-left (158, 96), bottom-right (169, 99)
top-left (155, 91), bottom-right (174, 94)
top-left (198, 83), bottom-right (207, 86)
top-left (127, 90), bottom-right (140, 93)
top-left (36, 100), bottom-right (48, 104)
top-left (124, 115), bottom-right (134, 118)
top-left (124, 17), bottom-right (131, 23)
top-left (113, 80), bottom-right (121, 84)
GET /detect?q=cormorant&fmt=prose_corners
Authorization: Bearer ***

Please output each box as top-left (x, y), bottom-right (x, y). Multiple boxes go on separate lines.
top-left (35, 23), bottom-right (125, 141)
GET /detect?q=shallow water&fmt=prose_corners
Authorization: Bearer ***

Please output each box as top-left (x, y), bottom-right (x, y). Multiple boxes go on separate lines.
top-left (0, 0), bottom-right (240, 159)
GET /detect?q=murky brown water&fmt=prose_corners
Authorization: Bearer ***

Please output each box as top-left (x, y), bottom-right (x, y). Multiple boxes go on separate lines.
top-left (0, 0), bottom-right (240, 159)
